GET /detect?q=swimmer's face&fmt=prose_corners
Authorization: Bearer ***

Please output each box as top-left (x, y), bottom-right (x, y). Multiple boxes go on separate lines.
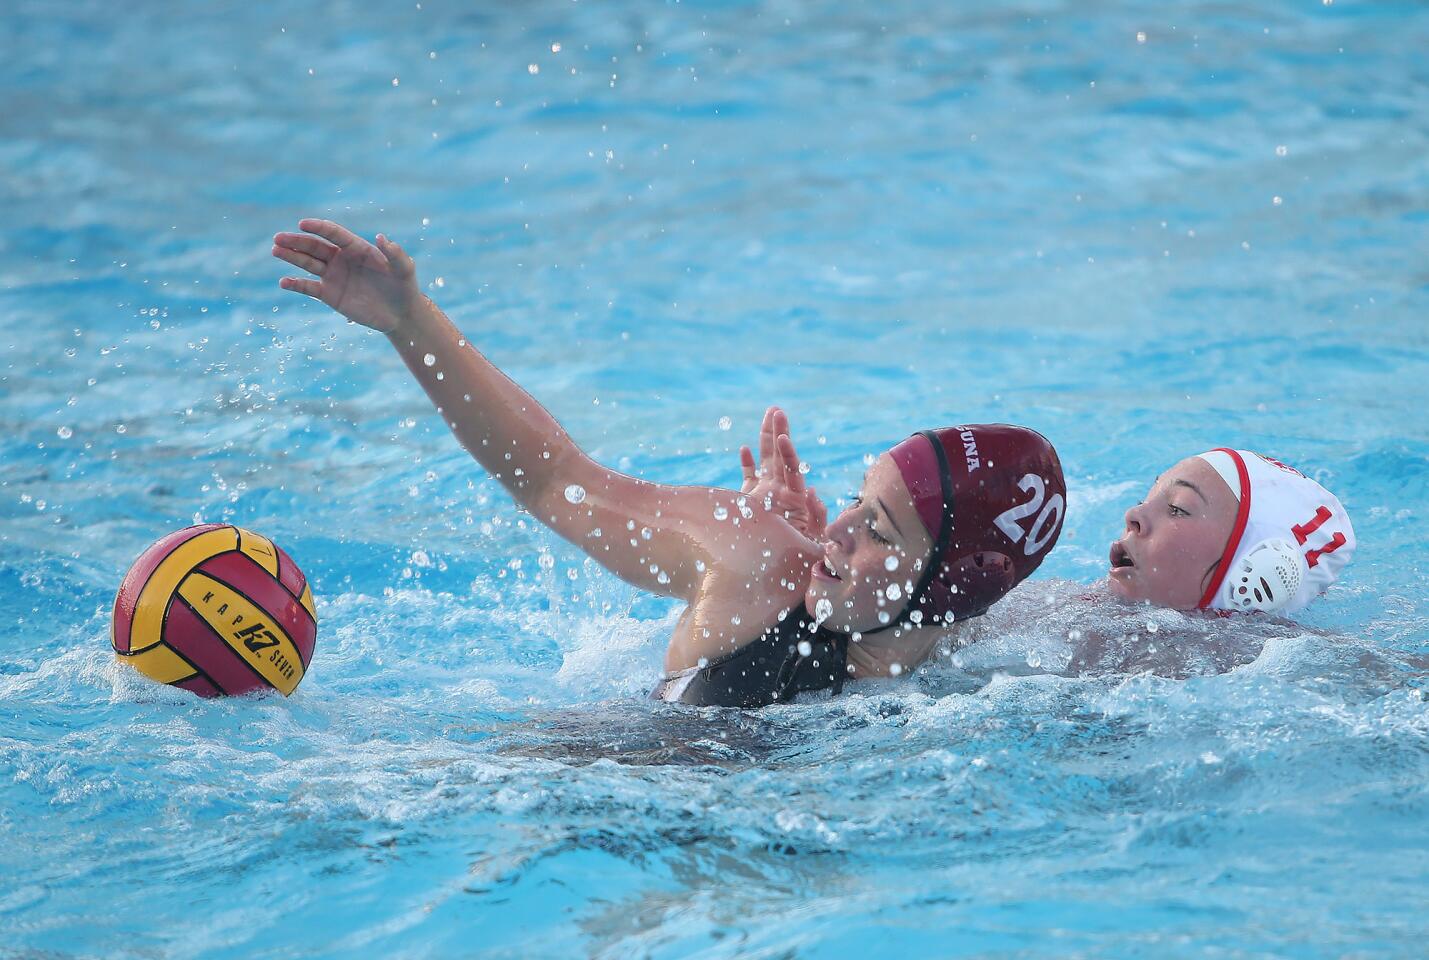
top-left (1108, 457), bottom-right (1238, 609)
top-left (806, 453), bottom-right (934, 634)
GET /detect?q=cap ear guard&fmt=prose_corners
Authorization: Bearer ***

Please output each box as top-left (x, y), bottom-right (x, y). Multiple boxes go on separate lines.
top-left (1218, 538), bottom-right (1304, 613)
top-left (923, 551), bottom-right (1016, 623)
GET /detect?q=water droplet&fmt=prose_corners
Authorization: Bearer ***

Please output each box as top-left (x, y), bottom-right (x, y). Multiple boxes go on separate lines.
top-left (796, 640), bottom-right (813, 657)
top-left (56, 426), bottom-right (72, 439)
top-left (538, 553), bottom-right (555, 570)
top-left (563, 484), bottom-right (586, 504)
top-left (695, 560), bottom-right (706, 573)
top-left (884, 556), bottom-right (900, 571)
top-left (730, 615), bottom-right (741, 626)
top-left (1026, 650), bottom-right (1042, 668)
top-left (909, 610), bottom-right (923, 624)
top-left (712, 505), bottom-right (729, 521)
top-left (863, 453), bottom-right (876, 467)
top-left (1068, 629), bottom-right (1083, 641)
top-left (1272, 196), bottom-right (1283, 206)
top-left (527, 63), bottom-right (540, 74)
top-left (717, 416), bottom-right (732, 431)
top-left (736, 497), bottom-right (753, 519)
top-left (814, 598), bottom-right (833, 622)
top-left (798, 461), bottom-right (810, 475)
top-left (423, 353), bottom-right (436, 366)
top-left (1136, 30), bottom-right (1147, 43)
top-left (1146, 620), bottom-right (1159, 633)
top-left (885, 583), bottom-right (903, 601)
top-left (1275, 145), bottom-right (1288, 157)
top-left (888, 662), bottom-right (903, 676)
top-left (878, 611), bottom-right (891, 624)
top-left (392, 76), bottom-right (400, 86)
top-left (640, 526), bottom-right (652, 540)
top-left (551, 41), bottom-right (562, 53)
top-left (657, 570), bottom-right (670, 584)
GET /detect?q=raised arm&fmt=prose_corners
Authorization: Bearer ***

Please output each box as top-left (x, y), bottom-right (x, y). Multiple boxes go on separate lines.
top-left (273, 219), bottom-right (732, 598)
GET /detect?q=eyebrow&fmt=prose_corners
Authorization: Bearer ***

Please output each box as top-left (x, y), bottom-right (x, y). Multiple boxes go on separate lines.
top-left (876, 497), bottom-right (906, 539)
top-left (1171, 478), bottom-right (1207, 504)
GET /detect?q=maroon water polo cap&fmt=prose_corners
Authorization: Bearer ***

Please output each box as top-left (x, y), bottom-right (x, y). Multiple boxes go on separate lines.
top-left (887, 424), bottom-right (1066, 625)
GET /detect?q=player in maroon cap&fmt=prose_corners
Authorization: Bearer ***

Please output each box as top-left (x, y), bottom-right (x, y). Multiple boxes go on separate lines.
top-left (663, 408), bottom-right (1066, 706)
top-left (272, 220), bottom-right (1067, 707)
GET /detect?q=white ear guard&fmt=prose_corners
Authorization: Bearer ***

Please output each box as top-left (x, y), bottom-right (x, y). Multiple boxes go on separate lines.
top-left (1218, 538), bottom-right (1304, 613)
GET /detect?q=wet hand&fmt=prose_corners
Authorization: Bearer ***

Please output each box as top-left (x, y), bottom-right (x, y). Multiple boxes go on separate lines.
top-left (738, 405), bottom-right (828, 540)
top-left (272, 219), bottom-right (423, 335)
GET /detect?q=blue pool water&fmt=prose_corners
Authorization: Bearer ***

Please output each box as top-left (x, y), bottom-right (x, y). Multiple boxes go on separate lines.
top-left (3, 0), bottom-right (1428, 956)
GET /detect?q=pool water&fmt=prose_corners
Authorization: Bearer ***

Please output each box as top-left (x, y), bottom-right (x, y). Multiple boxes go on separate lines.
top-left (3, 0), bottom-right (1428, 956)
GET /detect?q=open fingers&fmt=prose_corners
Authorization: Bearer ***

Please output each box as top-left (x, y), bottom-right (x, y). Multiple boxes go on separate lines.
top-left (739, 445), bottom-right (757, 492)
top-left (278, 277), bottom-right (323, 299)
top-left (777, 433), bottom-right (807, 495)
top-left (807, 487), bottom-right (828, 536)
top-left (272, 244), bottom-right (326, 277)
top-left (758, 406), bottom-right (778, 472)
top-left (298, 218), bottom-right (363, 249)
top-left (376, 234), bottom-right (415, 279)
top-left (772, 408), bottom-right (790, 449)
top-left (274, 232), bottom-right (338, 261)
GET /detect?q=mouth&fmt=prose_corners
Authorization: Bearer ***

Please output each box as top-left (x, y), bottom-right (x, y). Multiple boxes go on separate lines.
top-left (1109, 541), bottom-right (1135, 571)
top-left (811, 549), bottom-right (844, 583)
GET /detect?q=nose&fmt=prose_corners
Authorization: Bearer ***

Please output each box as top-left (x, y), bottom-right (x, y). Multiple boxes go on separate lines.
top-left (828, 507), bottom-right (858, 552)
top-left (1124, 502), bottom-right (1145, 535)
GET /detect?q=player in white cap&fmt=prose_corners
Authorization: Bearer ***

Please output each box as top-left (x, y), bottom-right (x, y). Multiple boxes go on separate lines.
top-left (1107, 448), bottom-right (1355, 615)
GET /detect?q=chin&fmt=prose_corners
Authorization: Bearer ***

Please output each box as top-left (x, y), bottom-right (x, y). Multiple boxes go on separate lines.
top-left (804, 582), bottom-right (836, 616)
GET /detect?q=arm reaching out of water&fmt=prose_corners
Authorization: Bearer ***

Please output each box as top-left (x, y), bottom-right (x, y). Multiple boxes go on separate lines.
top-left (272, 219), bottom-right (805, 605)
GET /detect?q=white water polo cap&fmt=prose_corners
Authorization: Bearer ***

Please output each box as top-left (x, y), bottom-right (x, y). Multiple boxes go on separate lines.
top-left (1195, 448), bottom-right (1355, 614)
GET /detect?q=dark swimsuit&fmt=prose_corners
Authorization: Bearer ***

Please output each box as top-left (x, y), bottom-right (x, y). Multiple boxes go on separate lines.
top-left (651, 604), bottom-right (850, 708)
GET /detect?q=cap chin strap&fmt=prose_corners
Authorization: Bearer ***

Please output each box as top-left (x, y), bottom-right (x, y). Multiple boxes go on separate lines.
top-left (1197, 447), bottom-right (1251, 609)
top-left (1217, 538), bottom-right (1302, 613)
top-left (861, 430), bottom-right (956, 638)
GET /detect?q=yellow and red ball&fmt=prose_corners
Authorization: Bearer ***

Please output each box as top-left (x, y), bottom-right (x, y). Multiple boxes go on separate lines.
top-left (112, 524), bottom-right (317, 697)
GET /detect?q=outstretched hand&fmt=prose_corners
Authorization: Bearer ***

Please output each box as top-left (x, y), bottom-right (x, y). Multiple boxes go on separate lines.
top-left (738, 406), bottom-right (828, 541)
top-left (272, 219), bottom-right (423, 335)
